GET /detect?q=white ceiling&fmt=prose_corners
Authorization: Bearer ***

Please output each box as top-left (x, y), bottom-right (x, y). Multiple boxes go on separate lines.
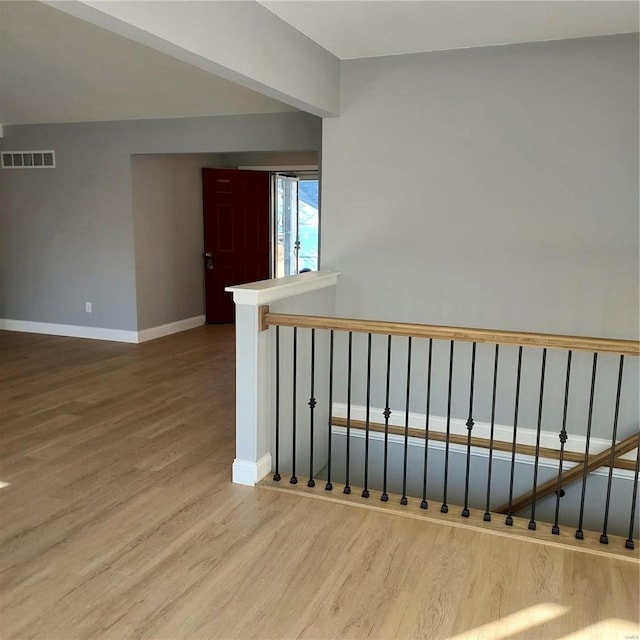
top-left (259, 1), bottom-right (639, 60)
top-left (1, 1), bottom-right (637, 126)
top-left (0, 1), bottom-right (294, 126)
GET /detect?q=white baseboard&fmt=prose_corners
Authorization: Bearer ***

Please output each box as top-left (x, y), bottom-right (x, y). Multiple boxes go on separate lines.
top-left (137, 315), bottom-right (205, 343)
top-left (332, 403), bottom-right (635, 479)
top-left (232, 453), bottom-right (273, 486)
top-left (0, 319), bottom-right (138, 343)
top-left (0, 315), bottom-right (206, 344)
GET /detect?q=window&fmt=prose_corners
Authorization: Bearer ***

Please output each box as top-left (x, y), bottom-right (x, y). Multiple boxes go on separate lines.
top-left (274, 172), bottom-right (319, 278)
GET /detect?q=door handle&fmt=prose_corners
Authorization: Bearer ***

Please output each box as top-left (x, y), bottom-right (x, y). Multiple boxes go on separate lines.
top-left (204, 252), bottom-right (214, 270)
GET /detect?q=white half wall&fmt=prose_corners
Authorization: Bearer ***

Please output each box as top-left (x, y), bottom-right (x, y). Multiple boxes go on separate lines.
top-left (227, 271), bottom-right (340, 485)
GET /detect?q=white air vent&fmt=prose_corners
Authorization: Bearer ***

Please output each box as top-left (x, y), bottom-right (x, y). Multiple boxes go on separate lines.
top-left (1, 150), bottom-right (56, 169)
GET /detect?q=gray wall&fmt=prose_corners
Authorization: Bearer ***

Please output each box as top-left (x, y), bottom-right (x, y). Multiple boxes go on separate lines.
top-left (132, 153), bottom-right (217, 330)
top-left (0, 112), bottom-right (321, 331)
top-left (321, 34), bottom-right (639, 438)
top-left (131, 150), bottom-right (320, 330)
top-left (322, 34), bottom-right (639, 339)
top-left (214, 150), bottom-right (319, 168)
top-left (1, 127), bottom-right (137, 329)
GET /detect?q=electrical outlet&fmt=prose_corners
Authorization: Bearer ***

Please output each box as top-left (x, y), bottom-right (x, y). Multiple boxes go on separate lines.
top-left (85, 302), bottom-right (92, 313)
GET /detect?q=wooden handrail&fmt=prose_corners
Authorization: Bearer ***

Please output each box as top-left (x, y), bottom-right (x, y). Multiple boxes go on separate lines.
top-left (259, 307), bottom-right (640, 355)
top-left (495, 432), bottom-right (640, 514)
top-left (331, 417), bottom-right (637, 471)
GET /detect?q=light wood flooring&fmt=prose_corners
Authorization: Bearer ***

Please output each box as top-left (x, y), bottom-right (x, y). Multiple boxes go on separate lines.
top-left (1, 326), bottom-right (638, 640)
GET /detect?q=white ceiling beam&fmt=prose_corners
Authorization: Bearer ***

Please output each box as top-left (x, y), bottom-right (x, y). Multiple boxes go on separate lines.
top-left (44, 0), bottom-right (340, 118)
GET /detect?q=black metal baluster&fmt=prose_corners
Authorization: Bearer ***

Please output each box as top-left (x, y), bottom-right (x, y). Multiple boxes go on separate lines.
top-left (600, 355), bottom-right (624, 544)
top-left (506, 346), bottom-right (523, 526)
top-left (325, 330), bottom-right (334, 491)
top-left (401, 337), bottom-right (412, 506)
top-left (362, 333), bottom-right (372, 499)
top-left (307, 329), bottom-right (317, 488)
top-left (344, 332), bottom-right (353, 495)
top-left (483, 344), bottom-right (499, 521)
top-left (291, 327), bottom-right (298, 484)
top-left (421, 339), bottom-right (433, 510)
top-left (273, 326), bottom-right (281, 481)
top-left (552, 351), bottom-right (572, 535)
top-left (626, 433), bottom-right (639, 550)
top-left (462, 342), bottom-right (477, 518)
top-left (381, 335), bottom-right (392, 502)
top-left (576, 353), bottom-right (598, 539)
top-left (528, 348), bottom-right (547, 531)
top-left (441, 340), bottom-right (454, 514)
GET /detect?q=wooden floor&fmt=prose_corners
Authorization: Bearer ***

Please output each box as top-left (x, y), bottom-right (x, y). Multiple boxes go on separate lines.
top-left (1, 327), bottom-right (638, 640)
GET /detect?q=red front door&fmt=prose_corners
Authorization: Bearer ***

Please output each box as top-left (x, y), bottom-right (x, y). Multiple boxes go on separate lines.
top-left (202, 168), bottom-right (270, 323)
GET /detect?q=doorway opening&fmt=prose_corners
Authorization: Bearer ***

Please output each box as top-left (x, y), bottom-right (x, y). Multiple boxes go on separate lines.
top-left (273, 171), bottom-right (319, 278)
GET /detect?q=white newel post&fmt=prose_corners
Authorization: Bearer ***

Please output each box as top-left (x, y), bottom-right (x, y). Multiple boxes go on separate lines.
top-left (226, 271), bottom-right (340, 486)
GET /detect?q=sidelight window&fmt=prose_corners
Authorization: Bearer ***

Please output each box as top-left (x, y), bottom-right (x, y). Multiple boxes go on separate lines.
top-left (274, 172), bottom-right (319, 278)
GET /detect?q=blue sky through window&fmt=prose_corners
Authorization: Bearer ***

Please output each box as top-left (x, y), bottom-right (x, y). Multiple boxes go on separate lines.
top-left (298, 180), bottom-right (318, 271)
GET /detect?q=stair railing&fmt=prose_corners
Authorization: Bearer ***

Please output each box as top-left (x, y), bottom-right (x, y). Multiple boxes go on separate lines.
top-left (259, 306), bottom-right (639, 550)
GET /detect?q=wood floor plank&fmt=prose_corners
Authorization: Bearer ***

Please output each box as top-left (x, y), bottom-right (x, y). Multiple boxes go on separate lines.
top-left (1, 326), bottom-right (638, 640)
